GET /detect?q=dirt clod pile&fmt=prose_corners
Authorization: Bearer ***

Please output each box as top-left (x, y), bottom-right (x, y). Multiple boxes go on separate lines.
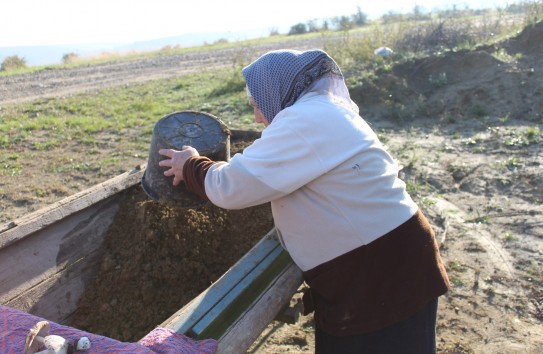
top-left (71, 188), bottom-right (273, 342)
top-left (352, 21), bottom-right (543, 123)
top-left (70, 141), bottom-right (274, 342)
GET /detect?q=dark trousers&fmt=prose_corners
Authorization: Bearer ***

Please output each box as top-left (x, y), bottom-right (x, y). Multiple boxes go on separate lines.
top-left (315, 298), bottom-right (438, 354)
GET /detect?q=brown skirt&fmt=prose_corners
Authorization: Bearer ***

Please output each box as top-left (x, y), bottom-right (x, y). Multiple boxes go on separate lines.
top-left (302, 209), bottom-right (450, 336)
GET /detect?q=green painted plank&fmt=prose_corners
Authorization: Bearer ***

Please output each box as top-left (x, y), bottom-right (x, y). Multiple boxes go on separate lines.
top-left (190, 247), bottom-right (292, 339)
top-left (167, 239), bottom-right (279, 334)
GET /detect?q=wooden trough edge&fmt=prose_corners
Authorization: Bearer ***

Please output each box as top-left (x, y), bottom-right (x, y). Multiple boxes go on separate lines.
top-left (159, 228), bottom-right (303, 354)
top-left (218, 263), bottom-right (302, 353)
top-left (0, 165), bottom-right (145, 248)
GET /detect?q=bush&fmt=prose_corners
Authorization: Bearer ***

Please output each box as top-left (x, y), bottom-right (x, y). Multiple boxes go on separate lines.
top-left (1, 55), bottom-right (26, 71)
top-left (353, 7), bottom-right (368, 26)
top-left (288, 23), bottom-right (307, 35)
top-left (333, 16), bottom-right (355, 31)
top-left (269, 27), bottom-right (280, 36)
top-left (62, 52), bottom-right (79, 64)
top-left (382, 11), bottom-right (405, 24)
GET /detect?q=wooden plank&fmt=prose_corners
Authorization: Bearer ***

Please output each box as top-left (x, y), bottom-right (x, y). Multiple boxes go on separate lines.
top-left (162, 238), bottom-right (279, 334)
top-left (159, 226), bottom-right (303, 353)
top-left (216, 263), bottom-right (303, 354)
top-left (190, 246), bottom-right (290, 339)
top-left (5, 247), bottom-right (102, 322)
top-left (0, 166), bottom-right (143, 249)
top-left (0, 198), bottom-right (119, 322)
top-left (0, 165), bottom-right (143, 321)
top-left (159, 230), bottom-right (278, 333)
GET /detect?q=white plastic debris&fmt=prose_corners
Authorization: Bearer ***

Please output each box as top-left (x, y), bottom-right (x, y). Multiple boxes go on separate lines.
top-left (76, 336), bottom-right (91, 350)
top-left (23, 321), bottom-right (72, 354)
top-left (374, 47), bottom-right (394, 58)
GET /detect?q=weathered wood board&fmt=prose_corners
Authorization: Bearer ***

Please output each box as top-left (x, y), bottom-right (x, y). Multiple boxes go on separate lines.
top-left (0, 167), bottom-right (144, 322)
top-left (160, 229), bottom-right (303, 354)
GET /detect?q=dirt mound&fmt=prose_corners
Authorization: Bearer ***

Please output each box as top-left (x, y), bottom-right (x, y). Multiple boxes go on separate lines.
top-left (70, 140), bottom-right (274, 342)
top-left (505, 20), bottom-right (543, 56)
top-left (70, 187), bottom-right (273, 342)
top-left (397, 50), bottom-right (503, 94)
top-left (354, 49), bottom-right (529, 121)
top-left (353, 22), bottom-right (543, 123)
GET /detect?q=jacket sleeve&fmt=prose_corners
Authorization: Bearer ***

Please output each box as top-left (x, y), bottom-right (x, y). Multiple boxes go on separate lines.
top-left (181, 148), bottom-right (292, 210)
top-left (182, 156), bottom-right (217, 201)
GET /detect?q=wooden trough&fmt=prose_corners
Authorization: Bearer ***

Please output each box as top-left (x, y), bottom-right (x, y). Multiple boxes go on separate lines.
top-left (0, 130), bottom-right (303, 353)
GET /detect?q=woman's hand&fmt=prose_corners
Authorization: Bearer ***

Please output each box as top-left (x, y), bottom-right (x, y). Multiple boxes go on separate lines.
top-left (158, 146), bottom-right (199, 186)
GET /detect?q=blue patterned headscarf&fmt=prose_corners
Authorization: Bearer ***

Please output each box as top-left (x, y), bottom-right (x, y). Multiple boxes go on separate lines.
top-left (242, 49), bottom-right (343, 123)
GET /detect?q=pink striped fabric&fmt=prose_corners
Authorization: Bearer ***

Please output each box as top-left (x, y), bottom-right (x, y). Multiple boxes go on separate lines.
top-left (0, 305), bottom-right (217, 354)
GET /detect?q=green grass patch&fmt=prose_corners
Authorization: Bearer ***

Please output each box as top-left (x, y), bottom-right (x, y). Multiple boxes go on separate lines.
top-left (0, 66), bottom-right (258, 184)
top-left (0, 158), bottom-right (22, 177)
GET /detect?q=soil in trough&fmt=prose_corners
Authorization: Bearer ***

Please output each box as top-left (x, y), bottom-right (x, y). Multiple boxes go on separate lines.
top-left (70, 139), bottom-right (274, 342)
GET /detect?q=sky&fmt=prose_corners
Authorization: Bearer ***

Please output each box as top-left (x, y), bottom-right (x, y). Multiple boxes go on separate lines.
top-left (1, 0), bottom-right (517, 47)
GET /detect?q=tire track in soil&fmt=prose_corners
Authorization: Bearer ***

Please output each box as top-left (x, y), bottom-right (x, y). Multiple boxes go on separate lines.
top-left (0, 38), bottom-right (328, 105)
top-left (431, 198), bottom-right (517, 280)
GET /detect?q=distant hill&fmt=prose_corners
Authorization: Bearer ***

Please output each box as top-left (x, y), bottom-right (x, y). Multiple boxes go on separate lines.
top-left (0, 28), bottom-right (268, 66)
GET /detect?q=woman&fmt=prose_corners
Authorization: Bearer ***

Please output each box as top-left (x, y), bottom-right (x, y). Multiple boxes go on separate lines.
top-left (158, 49), bottom-right (450, 353)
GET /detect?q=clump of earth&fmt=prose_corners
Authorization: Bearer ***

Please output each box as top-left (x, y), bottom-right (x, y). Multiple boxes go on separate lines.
top-left (70, 142), bottom-right (274, 342)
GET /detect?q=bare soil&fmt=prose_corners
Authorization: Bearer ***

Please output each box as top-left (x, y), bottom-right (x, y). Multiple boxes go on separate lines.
top-left (0, 39), bottom-right (326, 105)
top-left (70, 185), bottom-right (274, 342)
top-left (2, 23), bottom-right (542, 353)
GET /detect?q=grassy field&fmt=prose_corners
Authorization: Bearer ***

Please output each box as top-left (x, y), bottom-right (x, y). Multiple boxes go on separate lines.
top-left (0, 68), bottom-right (254, 177)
